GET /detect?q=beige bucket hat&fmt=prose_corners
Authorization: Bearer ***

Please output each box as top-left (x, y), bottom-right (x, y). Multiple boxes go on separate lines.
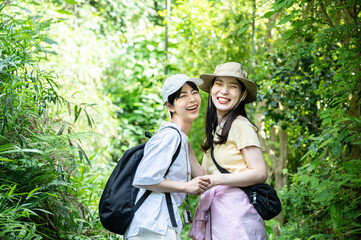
top-left (199, 62), bottom-right (257, 103)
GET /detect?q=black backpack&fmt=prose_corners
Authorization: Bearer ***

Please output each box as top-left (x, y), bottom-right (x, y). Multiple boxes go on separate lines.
top-left (99, 126), bottom-right (182, 235)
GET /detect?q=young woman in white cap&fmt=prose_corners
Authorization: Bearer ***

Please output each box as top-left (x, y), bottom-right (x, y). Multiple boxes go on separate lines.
top-left (189, 62), bottom-right (268, 239)
top-left (125, 74), bottom-right (210, 240)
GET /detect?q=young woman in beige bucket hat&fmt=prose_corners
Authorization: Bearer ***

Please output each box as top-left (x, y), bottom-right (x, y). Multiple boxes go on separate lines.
top-left (189, 62), bottom-right (267, 239)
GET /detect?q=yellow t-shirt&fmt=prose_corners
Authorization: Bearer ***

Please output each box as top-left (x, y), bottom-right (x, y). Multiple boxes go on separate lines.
top-left (205, 116), bottom-right (261, 175)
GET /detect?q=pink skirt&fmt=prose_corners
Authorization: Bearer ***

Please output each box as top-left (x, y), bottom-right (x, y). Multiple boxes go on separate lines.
top-left (189, 185), bottom-right (266, 240)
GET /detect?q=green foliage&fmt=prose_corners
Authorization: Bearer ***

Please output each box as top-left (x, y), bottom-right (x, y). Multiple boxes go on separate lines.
top-left (261, 0), bottom-right (361, 239)
top-left (102, 27), bottom-right (167, 159)
top-left (2, 0), bottom-right (360, 239)
top-left (0, 1), bottom-right (117, 238)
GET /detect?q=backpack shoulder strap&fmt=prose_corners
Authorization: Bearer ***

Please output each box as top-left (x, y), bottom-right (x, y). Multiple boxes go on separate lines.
top-left (210, 145), bottom-right (229, 174)
top-left (163, 126), bottom-right (182, 176)
top-left (162, 126), bottom-right (182, 228)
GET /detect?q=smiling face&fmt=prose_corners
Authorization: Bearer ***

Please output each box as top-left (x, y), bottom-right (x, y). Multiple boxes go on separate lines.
top-left (211, 76), bottom-right (244, 118)
top-left (166, 83), bottom-right (201, 123)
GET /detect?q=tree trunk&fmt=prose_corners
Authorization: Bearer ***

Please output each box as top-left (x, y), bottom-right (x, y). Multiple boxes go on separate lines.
top-left (164, 0), bottom-right (171, 75)
top-left (251, 0), bottom-right (256, 67)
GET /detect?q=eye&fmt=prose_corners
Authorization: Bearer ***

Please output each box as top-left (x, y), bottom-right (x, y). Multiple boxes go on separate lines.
top-left (179, 94), bottom-right (186, 98)
top-left (192, 90), bottom-right (199, 95)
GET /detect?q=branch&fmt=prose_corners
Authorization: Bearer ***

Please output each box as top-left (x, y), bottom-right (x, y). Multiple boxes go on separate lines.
top-left (319, 0), bottom-right (335, 28)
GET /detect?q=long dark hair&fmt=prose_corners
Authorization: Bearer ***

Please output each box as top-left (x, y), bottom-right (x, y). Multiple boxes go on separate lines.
top-left (201, 78), bottom-right (257, 152)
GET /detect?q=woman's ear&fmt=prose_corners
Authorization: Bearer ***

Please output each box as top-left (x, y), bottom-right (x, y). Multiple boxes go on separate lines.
top-left (165, 102), bottom-right (175, 113)
top-left (240, 89), bottom-right (248, 102)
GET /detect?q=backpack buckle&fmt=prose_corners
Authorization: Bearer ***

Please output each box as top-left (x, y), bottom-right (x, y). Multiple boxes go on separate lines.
top-left (251, 191), bottom-right (257, 204)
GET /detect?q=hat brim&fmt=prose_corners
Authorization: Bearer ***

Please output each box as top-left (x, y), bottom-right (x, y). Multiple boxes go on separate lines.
top-left (199, 74), bottom-right (257, 103)
top-left (188, 77), bottom-right (204, 87)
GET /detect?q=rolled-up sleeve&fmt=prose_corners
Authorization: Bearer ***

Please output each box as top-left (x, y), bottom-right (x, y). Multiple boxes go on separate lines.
top-left (133, 128), bottom-right (180, 187)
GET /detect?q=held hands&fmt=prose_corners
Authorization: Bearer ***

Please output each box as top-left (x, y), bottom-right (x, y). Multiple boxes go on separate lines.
top-left (185, 176), bottom-right (211, 196)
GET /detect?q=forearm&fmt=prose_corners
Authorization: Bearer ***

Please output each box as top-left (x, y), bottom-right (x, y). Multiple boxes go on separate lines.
top-left (210, 169), bottom-right (267, 188)
top-left (139, 179), bottom-right (186, 193)
top-left (139, 176), bottom-right (211, 195)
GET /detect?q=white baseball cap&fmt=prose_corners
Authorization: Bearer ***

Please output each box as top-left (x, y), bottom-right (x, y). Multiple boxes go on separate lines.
top-left (162, 74), bottom-right (204, 103)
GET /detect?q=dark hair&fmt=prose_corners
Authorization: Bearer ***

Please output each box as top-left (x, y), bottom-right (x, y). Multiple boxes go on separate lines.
top-left (167, 81), bottom-right (199, 116)
top-left (201, 78), bottom-right (258, 152)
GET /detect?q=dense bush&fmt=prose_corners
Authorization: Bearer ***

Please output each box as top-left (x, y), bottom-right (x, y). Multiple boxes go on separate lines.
top-left (0, 1), bottom-right (116, 238)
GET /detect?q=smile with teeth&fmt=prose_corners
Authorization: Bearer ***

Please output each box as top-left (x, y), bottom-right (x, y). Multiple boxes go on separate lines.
top-left (217, 96), bottom-right (230, 103)
top-left (187, 105), bottom-right (198, 111)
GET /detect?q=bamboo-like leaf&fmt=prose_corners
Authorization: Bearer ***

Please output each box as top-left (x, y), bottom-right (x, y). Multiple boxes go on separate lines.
top-left (330, 203), bottom-right (343, 230)
top-left (4, 95), bottom-right (13, 115)
top-left (0, 143), bottom-right (13, 151)
top-left (278, 10), bottom-right (299, 25)
top-left (0, 149), bottom-right (55, 170)
top-left (83, 109), bottom-right (92, 128)
top-left (44, 192), bottom-right (60, 198)
top-left (74, 105), bottom-right (82, 123)
top-left (78, 146), bottom-right (83, 162)
top-left (278, 14), bottom-right (293, 25)
top-left (57, 125), bottom-right (66, 135)
top-left (64, 0), bottom-right (77, 4)
top-left (282, 29), bottom-right (296, 41)
top-left (0, 19), bottom-right (11, 30)
top-left (55, 9), bottom-right (73, 15)
top-left (1, 116), bottom-right (7, 134)
top-left (237, 23), bottom-right (250, 36)
top-left (67, 102), bottom-right (71, 116)
top-left (19, 135), bottom-right (29, 148)
top-left (42, 37), bottom-right (58, 45)
top-left (8, 184), bottom-right (17, 197)
top-left (263, 11), bottom-right (275, 18)
top-left (273, 0), bottom-right (290, 12)
top-left (67, 128), bottom-right (73, 146)
top-left (76, 143), bottom-right (91, 166)
top-left (26, 187), bottom-right (41, 200)
top-left (18, 136), bottom-right (23, 148)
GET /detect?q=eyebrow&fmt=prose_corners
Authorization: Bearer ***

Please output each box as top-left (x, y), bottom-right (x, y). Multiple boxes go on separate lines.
top-left (181, 89), bottom-right (197, 93)
top-left (215, 78), bottom-right (239, 84)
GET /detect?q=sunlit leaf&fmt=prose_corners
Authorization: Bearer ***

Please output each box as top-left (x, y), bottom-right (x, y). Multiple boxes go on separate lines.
top-left (263, 11), bottom-right (275, 18)
top-left (42, 37), bottom-right (58, 45)
top-left (8, 184), bottom-right (17, 197)
top-left (56, 9), bottom-right (72, 15)
top-left (64, 0), bottom-right (77, 5)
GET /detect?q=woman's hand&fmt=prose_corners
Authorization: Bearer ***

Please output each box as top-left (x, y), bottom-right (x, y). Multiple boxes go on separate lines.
top-left (202, 174), bottom-right (218, 189)
top-left (184, 176), bottom-right (211, 195)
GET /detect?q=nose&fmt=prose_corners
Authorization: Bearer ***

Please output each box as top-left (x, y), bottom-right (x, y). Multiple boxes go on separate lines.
top-left (189, 94), bottom-right (196, 102)
top-left (220, 84), bottom-right (229, 94)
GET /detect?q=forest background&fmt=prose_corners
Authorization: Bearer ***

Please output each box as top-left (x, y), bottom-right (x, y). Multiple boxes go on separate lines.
top-left (1, 0), bottom-right (360, 239)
